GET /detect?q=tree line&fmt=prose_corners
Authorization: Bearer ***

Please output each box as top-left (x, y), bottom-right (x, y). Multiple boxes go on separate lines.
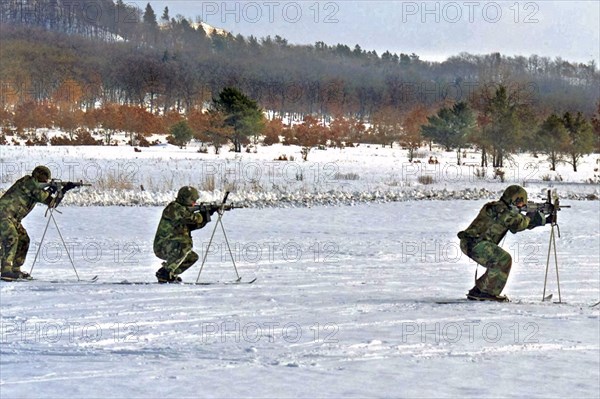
top-left (0, 1), bottom-right (598, 169)
top-left (2, 85), bottom-right (598, 173)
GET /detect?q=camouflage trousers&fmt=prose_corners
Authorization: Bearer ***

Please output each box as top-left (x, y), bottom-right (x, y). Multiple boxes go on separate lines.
top-left (154, 239), bottom-right (199, 275)
top-left (460, 239), bottom-right (512, 296)
top-left (0, 217), bottom-right (30, 273)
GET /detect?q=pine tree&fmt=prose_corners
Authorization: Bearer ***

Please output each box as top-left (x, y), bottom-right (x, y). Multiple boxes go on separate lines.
top-left (535, 114), bottom-right (569, 171)
top-left (143, 3), bottom-right (158, 44)
top-left (213, 87), bottom-right (265, 152)
top-left (478, 86), bottom-right (533, 167)
top-left (160, 7), bottom-right (170, 25)
top-left (169, 120), bottom-right (193, 148)
top-left (562, 111), bottom-right (594, 172)
top-left (421, 102), bottom-right (476, 165)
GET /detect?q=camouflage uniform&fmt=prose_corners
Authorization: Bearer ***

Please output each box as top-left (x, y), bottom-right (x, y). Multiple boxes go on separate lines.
top-left (153, 186), bottom-right (211, 282)
top-left (0, 166), bottom-right (53, 279)
top-left (458, 185), bottom-right (546, 297)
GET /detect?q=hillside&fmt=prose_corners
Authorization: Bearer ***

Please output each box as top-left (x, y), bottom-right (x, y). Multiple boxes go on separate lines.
top-left (1, 1), bottom-right (598, 116)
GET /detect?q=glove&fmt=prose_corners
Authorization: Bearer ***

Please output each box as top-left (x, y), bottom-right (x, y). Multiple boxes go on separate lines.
top-left (45, 184), bottom-right (58, 194)
top-left (527, 211), bottom-right (545, 228)
top-left (545, 213), bottom-right (555, 225)
top-left (61, 182), bottom-right (77, 194)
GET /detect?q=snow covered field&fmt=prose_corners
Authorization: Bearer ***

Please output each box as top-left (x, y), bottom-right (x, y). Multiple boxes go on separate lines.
top-left (1, 201), bottom-right (599, 398)
top-left (1, 143), bottom-right (599, 207)
top-left (0, 142), bottom-right (599, 398)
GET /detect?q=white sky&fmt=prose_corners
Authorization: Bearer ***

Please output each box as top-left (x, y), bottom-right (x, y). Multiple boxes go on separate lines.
top-left (129, 1), bottom-right (599, 64)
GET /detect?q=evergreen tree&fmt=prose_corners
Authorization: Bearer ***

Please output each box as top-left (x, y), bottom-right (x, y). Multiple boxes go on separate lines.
top-left (421, 102), bottom-right (476, 165)
top-left (143, 3), bottom-right (158, 26)
top-left (535, 114), bottom-right (569, 171)
top-left (160, 7), bottom-right (170, 25)
top-left (213, 87), bottom-right (265, 152)
top-left (478, 86), bottom-right (533, 167)
top-left (562, 111), bottom-right (594, 172)
top-left (143, 3), bottom-right (158, 44)
top-left (169, 120), bottom-right (193, 148)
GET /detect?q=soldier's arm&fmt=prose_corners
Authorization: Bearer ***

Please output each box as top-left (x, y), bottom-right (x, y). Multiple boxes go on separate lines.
top-left (26, 177), bottom-right (53, 205)
top-left (186, 211), bottom-right (208, 230)
top-left (525, 211), bottom-right (546, 230)
top-left (499, 207), bottom-right (531, 234)
top-left (166, 203), bottom-right (207, 229)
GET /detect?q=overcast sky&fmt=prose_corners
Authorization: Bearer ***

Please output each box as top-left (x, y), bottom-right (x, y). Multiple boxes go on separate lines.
top-left (130, 1), bottom-right (599, 64)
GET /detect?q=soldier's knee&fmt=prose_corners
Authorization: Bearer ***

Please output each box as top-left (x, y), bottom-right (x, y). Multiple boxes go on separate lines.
top-left (499, 254), bottom-right (512, 272)
top-left (21, 233), bottom-right (30, 247)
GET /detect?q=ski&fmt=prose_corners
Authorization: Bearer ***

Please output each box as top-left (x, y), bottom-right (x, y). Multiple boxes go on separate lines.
top-left (434, 299), bottom-right (474, 304)
top-left (107, 277), bottom-right (257, 286)
top-left (191, 277), bottom-right (257, 286)
top-left (47, 275), bottom-right (99, 284)
top-left (434, 293), bottom-right (554, 305)
top-left (0, 275), bottom-right (99, 284)
top-left (434, 298), bottom-right (519, 304)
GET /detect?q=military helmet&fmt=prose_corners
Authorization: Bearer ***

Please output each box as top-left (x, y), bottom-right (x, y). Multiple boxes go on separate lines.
top-left (32, 165), bottom-right (51, 183)
top-left (501, 185), bottom-right (527, 206)
top-left (176, 186), bottom-right (199, 206)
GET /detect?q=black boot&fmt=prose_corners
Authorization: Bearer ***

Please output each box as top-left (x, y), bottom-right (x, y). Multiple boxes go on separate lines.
top-left (155, 267), bottom-right (170, 283)
top-left (1, 270), bottom-right (33, 282)
top-left (155, 268), bottom-right (182, 284)
top-left (467, 286), bottom-right (508, 302)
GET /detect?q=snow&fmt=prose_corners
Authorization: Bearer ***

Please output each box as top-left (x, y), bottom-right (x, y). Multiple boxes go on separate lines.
top-left (0, 141), bottom-right (599, 398)
top-left (1, 142), bottom-right (598, 207)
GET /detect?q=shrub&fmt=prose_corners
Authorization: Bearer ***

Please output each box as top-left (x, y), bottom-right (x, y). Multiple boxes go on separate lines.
top-left (418, 175), bottom-right (435, 185)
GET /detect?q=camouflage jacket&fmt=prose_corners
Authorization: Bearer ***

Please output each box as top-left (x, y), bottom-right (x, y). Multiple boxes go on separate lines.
top-left (458, 200), bottom-right (531, 244)
top-left (0, 176), bottom-right (52, 222)
top-left (154, 201), bottom-right (208, 247)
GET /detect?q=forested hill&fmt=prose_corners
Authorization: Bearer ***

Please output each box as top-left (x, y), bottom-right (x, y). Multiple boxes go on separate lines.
top-left (1, 0), bottom-right (598, 117)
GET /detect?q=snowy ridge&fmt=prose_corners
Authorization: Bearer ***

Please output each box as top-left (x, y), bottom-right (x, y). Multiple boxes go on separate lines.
top-left (1, 143), bottom-right (599, 209)
top-left (47, 186), bottom-right (600, 208)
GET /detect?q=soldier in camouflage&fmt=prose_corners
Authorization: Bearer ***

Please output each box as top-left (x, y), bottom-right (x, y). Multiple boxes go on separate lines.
top-left (153, 186), bottom-right (215, 283)
top-left (0, 166), bottom-right (72, 281)
top-left (458, 185), bottom-right (551, 301)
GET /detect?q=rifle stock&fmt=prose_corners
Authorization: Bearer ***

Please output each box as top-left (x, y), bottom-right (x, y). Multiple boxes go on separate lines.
top-left (40, 179), bottom-right (92, 191)
top-left (40, 179), bottom-right (92, 210)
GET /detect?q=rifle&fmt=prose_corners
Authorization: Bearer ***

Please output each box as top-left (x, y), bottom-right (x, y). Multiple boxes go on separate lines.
top-left (194, 191), bottom-right (245, 283)
top-left (523, 189), bottom-right (570, 227)
top-left (521, 190), bottom-right (570, 303)
top-left (524, 190), bottom-right (571, 303)
top-left (189, 191), bottom-right (244, 215)
top-left (40, 179), bottom-right (92, 210)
